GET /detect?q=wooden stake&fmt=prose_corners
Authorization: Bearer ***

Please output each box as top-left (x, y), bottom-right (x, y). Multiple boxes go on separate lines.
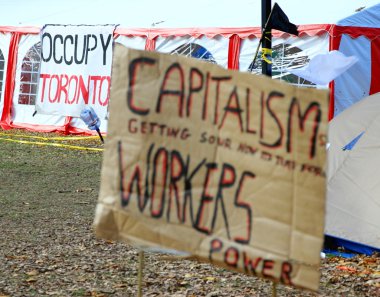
top-left (272, 281), bottom-right (277, 297)
top-left (138, 250), bottom-right (144, 297)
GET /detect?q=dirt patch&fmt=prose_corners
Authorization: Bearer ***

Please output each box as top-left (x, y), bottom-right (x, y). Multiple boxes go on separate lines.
top-left (0, 129), bottom-right (379, 296)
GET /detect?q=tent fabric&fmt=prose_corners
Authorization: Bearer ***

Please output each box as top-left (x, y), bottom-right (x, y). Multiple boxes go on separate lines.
top-left (0, 32), bottom-right (11, 115)
top-left (286, 50), bottom-right (358, 86)
top-left (330, 4), bottom-right (380, 119)
top-left (327, 92), bottom-right (380, 250)
top-left (0, 32), bottom-right (21, 130)
top-left (114, 24), bottom-right (332, 39)
top-left (0, 24), bottom-right (331, 134)
top-left (337, 4), bottom-right (380, 28)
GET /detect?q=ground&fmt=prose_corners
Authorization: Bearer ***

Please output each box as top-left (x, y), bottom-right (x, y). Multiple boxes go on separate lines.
top-left (0, 129), bottom-right (379, 297)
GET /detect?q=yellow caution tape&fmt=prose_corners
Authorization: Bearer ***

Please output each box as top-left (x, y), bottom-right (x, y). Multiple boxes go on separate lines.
top-left (261, 48), bottom-right (272, 64)
top-left (0, 132), bottom-right (102, 141)
top-left (0, 137), bottom-right (104, 152)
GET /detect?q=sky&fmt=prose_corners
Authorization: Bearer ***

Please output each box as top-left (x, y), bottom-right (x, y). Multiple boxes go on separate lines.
top-left (0, 0), bottom-right (379, 28)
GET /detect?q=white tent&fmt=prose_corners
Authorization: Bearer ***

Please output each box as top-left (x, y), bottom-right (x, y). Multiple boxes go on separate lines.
top-left (325, 4), bottom-right (380, 253)
top-left (327, 92), bottom-right (380, 251)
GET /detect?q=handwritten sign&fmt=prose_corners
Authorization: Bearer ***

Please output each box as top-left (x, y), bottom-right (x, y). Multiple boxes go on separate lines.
top-left (94, 45), bottom-right (328, 291)
top-left (35, 25), bottom-right (116, 118)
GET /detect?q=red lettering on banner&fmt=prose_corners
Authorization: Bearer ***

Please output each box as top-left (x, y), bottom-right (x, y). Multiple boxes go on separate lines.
top-left (49, 74), bottom-right (60, 103)
top-left (67, 75), bottom-right (78, 104)
top-left (125, 58), bottom-right (324, 160)
top-left (78, 75), bottom-right (89, 105)
top-left (98, 76), bottom-right (110, 106)
top-left (194, 164), bottom-right (218, 235)
top-left (39, 73), bottom-right (111, 106)
top-left (59, 74), bottom-right (69, 103)
top-left (208, 239), bottom-right (294, 285)
top-left (39, 74), bottom-right (50, 103)
top-left (118, 142), bottom-right (255, 241)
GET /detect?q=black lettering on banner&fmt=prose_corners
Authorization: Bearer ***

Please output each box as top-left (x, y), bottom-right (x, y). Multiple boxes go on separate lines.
top-left (41, 32), bottom-right (52, 62)
top-left (100, 34), bottom-right (112, 65)
top-left (85, 34), bottom-right (97, 64)
top-left (233, 171), bottom-right (254, 244)
top-left (167, 150), bottom-right (186, 222)
top-left (212, 163), bottom-right (236, 239)
top-left (118, 141), bottom-right (146, 211)
top-left (63, 35), bottom-right (74, 65)
top-left (194, 163), bottom-right (218, 235)
top-left (150, 147), bottom-right (169, 218)
top-left (202, 72), bottom-right (210, 120)
top-left (127, 57), bottom-right (157, 115)
top-left (156, 62), bottom-right (185, 117)
top-left (53, 35), bottom-right (63, 64)
top-left (118, 142), bottom-right (256, 239)
top-left (243, 252), bottom-right (262, 275)
top-left (224, 247), bottom-right (239, 268)
top-left (211, 76), bottom-right (232, 125)
top-left (286, 98), bottom-right (321, 159)
top-left (74, 35), bottom-right (87, 64)
top-left (219, 86), bottom-right (244, 132)
top-left (262, 259), bottom-right (275, 279)
top-left (182, 156), bottom-right (206, 225)
top-left (280, 262), bottom-right (293, 285)
top-left (186, 67), bottom-right (204, 117)
top-left (245, 87), bottom-right (257, 134)
top-left (209, 238), bottom-right (223, 261)
top-left (260, 91), bottom-right (284, 148)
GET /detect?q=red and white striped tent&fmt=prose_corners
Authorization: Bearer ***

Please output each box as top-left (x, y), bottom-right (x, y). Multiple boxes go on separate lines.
top-left (0, 24), bottom-right (332, 134)
top-left (0, 3), bottom-right (379, 134)
top-left (330, 3), bottom-right (380, 120)
top-left (1, 3), bottom-right (380, 253)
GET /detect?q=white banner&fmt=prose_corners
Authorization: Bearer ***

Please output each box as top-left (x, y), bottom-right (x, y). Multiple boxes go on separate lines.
top-left (36, 25), bottom-right (116, 118)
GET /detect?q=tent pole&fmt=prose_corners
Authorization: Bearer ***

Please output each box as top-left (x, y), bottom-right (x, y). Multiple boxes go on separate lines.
top-left (250, 6), bottom-right (275, 72)
top-left (262, 0), bottom-right (272, 77)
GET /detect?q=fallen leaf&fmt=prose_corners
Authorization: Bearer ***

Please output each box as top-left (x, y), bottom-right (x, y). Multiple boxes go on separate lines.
top-left (5, 255), bottom-right (28, 260)
top-left (336, 265), bottom-right (357, 273)
top-left (26, 270), bottom-right (39, 276)
top-left (179, 281), bottom-right (188, 286)
top-left (25, 277), bottom-right (37, 283)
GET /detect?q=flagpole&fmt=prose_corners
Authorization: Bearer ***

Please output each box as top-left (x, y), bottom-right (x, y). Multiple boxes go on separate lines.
top-left (262, 0), bottom-right (272, 77)
top-left (250, 4), bottom-right (275, 72)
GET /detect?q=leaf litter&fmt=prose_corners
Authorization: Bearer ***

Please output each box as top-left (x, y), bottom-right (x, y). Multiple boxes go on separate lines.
top-left (0, 129), bottom-right (379, 296)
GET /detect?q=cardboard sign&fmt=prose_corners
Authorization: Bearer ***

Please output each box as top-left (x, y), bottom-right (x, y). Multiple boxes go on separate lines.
top-left (94, 45), bottom-right (328, 291)
top-left (36, 25), bottom-right (116, 118)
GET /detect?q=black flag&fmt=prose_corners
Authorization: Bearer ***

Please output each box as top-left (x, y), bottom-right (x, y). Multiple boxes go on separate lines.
top-left (268, 3), bottom-right (299, 36)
